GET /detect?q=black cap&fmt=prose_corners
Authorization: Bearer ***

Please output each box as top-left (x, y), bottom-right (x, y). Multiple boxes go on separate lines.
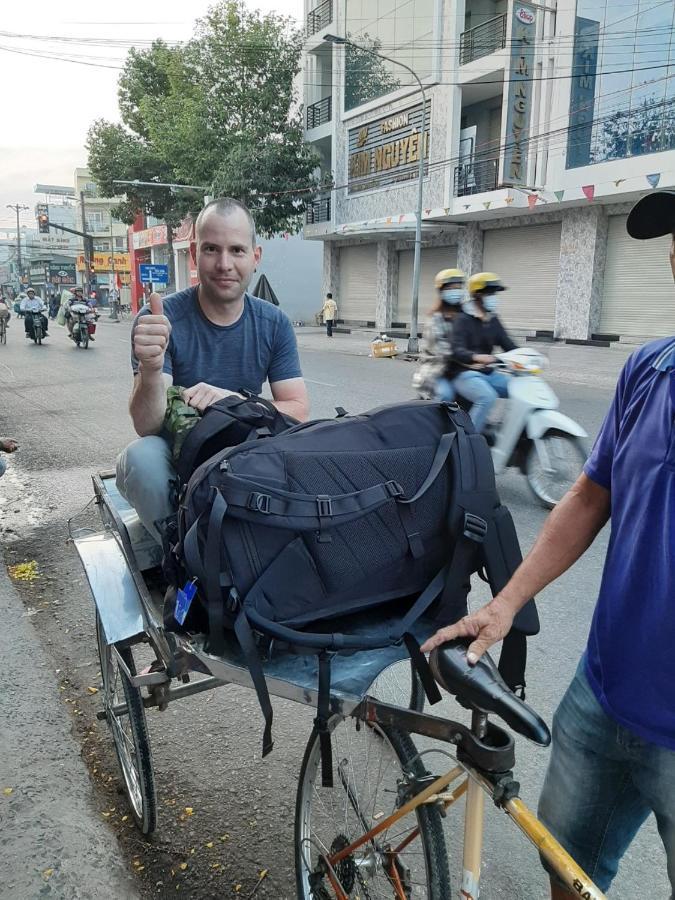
top-left (626, 190), bottom-right (675, 240)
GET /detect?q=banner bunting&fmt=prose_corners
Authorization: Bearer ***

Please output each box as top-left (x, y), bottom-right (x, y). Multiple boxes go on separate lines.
top-left (582, 184), bottom-right (595, 201)
top-left (646, 173), bottom-right (661, 188)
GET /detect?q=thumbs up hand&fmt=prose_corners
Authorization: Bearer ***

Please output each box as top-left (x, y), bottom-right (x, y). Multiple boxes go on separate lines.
top-left (134, 292), bottom-right (172, 374)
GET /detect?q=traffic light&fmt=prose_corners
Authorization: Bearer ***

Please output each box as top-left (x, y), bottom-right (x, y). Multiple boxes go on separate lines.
top-left (36, 203), bottom-right (49, 234)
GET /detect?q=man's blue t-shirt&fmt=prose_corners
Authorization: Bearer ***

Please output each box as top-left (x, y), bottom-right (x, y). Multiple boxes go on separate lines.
top-left (584, 336), bottom-right (675, 749)
top-left (131, 287), bottom-right (302, 393)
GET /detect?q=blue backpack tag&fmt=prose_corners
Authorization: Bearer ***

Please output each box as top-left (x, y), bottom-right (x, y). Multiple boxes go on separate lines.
top-left (174, 580), bottom-right (197, 626)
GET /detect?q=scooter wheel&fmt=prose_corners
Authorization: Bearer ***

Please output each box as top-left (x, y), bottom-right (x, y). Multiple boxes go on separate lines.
top-left (525, 431), bottom-right (587, 509)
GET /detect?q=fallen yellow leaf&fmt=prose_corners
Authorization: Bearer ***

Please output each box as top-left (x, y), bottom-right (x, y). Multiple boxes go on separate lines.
top-left (3, 787), bottom-right (13, 796)
top-left (102, 812), bottom-right (111, 818)
top-left (122, 815), bottom-right (128, 822)
top-left (179, 862), bottom-right (188, 871)
top-left (87, 687), bottom-right (99, 695)
top-left (234, 886), bottom-right (241, 893)
top-left (42, 868), bottom-right (54, 880)
top-left (8, 561), bottom-right (39, 582)
top-left (259, 869), bottom-right (268, 879)
top-left (184, 807), bottom-right (193, 816)
top-left (205, 842), bottom-right (213, 849)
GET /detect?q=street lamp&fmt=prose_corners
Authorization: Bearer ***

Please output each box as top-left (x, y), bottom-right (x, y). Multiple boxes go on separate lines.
top-left (113, 180), bottom-right (212, 206)
top-left (324, 34), bottom-right (427, 353)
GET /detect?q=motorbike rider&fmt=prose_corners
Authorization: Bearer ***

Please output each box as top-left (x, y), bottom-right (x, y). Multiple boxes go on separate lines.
top-left (413, 268), bottom-right (466, 401)
top-left (65, 286), bottom-right (96, 341)
top-left (22, 288), bottom-right (49, 340)
top-left (448, 272), bottom-right (516, 433)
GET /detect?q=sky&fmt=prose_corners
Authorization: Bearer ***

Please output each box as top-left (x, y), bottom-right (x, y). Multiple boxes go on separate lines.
top-left (0, 0), bottom-right (303, 234)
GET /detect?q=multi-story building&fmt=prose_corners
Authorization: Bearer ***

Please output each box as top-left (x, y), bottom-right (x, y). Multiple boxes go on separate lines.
top-left (74, 168), bottom-right (131, 301)
top-left (302, 0), bottom-right (675, 341)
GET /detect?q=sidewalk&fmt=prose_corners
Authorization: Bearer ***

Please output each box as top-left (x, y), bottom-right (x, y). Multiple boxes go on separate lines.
top-left (0, 557), bottom-right (139, 900)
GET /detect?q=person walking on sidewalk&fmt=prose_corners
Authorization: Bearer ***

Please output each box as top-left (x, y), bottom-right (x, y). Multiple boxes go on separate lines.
top-left (422, 193), bottom-right (675, 899)
top-left (321, 292), bottom-right (337, 337)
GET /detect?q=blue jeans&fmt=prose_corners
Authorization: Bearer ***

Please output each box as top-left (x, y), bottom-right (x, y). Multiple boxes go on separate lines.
top-left (116, 436), bottom-right (178, 542)
top-left (433, 377), bottom-right (456, 403)
top-left (538, 659), bottom-right (675, 894)
top-left (453, 370), bottom-right (508, 433)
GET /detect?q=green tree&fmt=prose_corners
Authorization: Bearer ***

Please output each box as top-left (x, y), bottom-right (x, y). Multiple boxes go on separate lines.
top-left (87, 1), bottom-right (321, 263)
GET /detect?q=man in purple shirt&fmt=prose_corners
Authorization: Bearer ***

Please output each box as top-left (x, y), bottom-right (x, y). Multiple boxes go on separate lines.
top-left (423, 196), bottom-right (675, 897)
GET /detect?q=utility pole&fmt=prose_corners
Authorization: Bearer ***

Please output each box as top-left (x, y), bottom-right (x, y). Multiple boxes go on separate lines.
top-left (6, 203), bottom-right (29, 286)
top-left (109, 217), bottom-right (118, 320)
top-left (80, 190), bottom-right (92, 299)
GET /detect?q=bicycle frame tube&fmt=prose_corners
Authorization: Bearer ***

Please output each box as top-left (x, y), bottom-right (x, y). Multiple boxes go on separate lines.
top-left (503, 797), bottom-right (607, 900)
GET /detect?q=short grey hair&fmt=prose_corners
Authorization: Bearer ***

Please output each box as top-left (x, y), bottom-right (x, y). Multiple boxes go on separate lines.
top-left (195, 197), bottom-right (257, 248)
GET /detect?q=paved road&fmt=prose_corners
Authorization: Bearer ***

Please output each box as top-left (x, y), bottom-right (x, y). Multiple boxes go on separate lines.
top-left (0, 319), bottom-right (667, 899)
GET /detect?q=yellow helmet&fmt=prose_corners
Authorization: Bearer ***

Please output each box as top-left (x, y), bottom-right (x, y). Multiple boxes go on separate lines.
top-left (468, 272), bottom-right (506, 294)
top-left (434, 268), bottom-right (465, 290)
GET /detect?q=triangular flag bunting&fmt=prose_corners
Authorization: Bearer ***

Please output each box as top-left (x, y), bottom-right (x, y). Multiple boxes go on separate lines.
top-left (504, 196), bottom-right (514, 205)
top-left (582, 185), bottom-right (595, 201)
top-left (463, 204), bottom-right (471, 211)
top-left (613, 179), bottom-right (625, 188)
top-left (646, 173), bottom-right (661, 188)
top-left (527, 194), bottom-right (538, 209)
top-left (483, 201), bottom-right (491, 210)
top-left (424, 208), bottom-right (432, 216)
top-left (444, 208), bottom-right (450, 215)
top-left (554, 190), bottom-right (565, 202)
top-left (398, 214), bottom-right (405, 223)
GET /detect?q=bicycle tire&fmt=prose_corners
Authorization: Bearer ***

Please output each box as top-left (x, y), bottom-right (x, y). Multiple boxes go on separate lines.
top-left (368, 658), bottom-right (425, 712)
top-left (96, 613), bottom-right (157, 834)
top-left (295, 715), bottom-right (450, 899)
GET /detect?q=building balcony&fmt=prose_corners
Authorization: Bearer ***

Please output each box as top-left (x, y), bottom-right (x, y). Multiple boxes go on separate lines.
top-left (306, 0), bottom-right (333, 37)
top-left (306, 197), bottom-right (331, 224)
top-left (306, 95), bottom-right (332, 130)
top-left (460, 14), bottom-right (507, 65)
top-left (454, 158), bottom-right (500, 197)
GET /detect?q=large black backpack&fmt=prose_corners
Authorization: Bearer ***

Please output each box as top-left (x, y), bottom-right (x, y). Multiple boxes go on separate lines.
top-left (170, 400), bottom-right (539, 782)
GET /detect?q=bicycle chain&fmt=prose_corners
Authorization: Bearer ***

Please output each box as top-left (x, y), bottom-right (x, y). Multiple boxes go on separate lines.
top-left (356, 868), bottom-right (372, 900)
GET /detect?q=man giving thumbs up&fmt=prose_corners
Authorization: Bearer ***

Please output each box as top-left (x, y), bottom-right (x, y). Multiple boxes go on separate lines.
top-left (116, 197), bottom-right (309, 541)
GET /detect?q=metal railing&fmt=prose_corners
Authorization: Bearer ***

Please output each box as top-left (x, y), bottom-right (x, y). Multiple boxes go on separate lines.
top-left (306, 197), bottom-right (331, 224)
top-left (306, 95), bottom-right (332, 129)
top-left (306, 0), bottom-right (333, 36)
top-left (460, 14), bottom-right (507, 64)
top-left (454, 158), bottom-right (500, 196)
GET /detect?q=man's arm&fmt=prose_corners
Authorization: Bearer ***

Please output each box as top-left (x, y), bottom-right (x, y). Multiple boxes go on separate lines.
top-left (421, 473), bottom-right (610, 661)
top-left (271, 377), bottom-right (310, 421)
top-left (129, 294), bottom-right (172, 436)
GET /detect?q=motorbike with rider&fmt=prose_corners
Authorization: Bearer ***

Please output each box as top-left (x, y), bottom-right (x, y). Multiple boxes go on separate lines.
top-left (22, 288), bottom-right (49, 343)
top-left (412, 268), bottom-right (466, 401)
top-left (64, 286), bottom-right (97, 345)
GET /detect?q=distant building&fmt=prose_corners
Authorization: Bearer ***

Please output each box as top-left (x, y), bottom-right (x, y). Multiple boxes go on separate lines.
top-left (302, 0), bottom-right (675, 341)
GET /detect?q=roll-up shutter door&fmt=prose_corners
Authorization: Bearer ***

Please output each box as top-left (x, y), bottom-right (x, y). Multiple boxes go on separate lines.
top-left (396, 246), bottom-right (457, 324)
top-left (482, 223), bottom-right (561, 331)
top-left (600, 215), bottom-right (675, 338)
top-left (338, 244), bottom-right (378, 323)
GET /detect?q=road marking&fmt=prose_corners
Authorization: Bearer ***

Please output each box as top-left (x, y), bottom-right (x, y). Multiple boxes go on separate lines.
top-left (304, 378), bottom-right (336, 387)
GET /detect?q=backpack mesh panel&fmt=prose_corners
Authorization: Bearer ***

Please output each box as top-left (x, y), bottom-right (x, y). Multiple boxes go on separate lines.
top-left (285, 447), bottom-right (449, 593)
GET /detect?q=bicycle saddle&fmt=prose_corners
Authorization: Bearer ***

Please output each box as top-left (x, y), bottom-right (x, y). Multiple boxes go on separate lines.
top-left (429, 640), bottom-right (551, 747)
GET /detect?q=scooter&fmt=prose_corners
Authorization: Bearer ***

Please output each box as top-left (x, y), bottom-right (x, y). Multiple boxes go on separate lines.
top-left (71, 302), bottom-right (97, 349)
top-left (487, 348), bottom-right (588, 508)
top-left (417, 348), bottom-right (588, 508)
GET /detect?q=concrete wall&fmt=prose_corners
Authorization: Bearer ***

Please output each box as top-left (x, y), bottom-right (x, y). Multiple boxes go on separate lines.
top-left (253, 234), bottom-right (323, 323)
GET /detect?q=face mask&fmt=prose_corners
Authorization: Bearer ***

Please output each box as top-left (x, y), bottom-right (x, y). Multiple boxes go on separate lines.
top-left (482, 293), bottom-right (499, 313)
top-left (441, 288), bottom-right (464, 306)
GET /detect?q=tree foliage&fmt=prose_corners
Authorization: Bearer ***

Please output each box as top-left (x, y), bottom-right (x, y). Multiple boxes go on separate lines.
top-left (344, 35), bottom-right (401, 112)
top-left (86, 2), bottom-right (321, 239)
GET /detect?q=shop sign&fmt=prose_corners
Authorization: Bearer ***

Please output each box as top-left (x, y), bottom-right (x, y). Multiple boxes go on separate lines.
top-left (503, 4), bottom-right (536, 185)
top-left (567, 16), bottom-right (600, 168)
top-left (48, 262), bottom-right (76, 285)
top-left (76, 252), bottom-right (131, 272)
top-left (347, 100), bottom-right (431, 194)
top-left (131, 224), bottom-right (168, 250)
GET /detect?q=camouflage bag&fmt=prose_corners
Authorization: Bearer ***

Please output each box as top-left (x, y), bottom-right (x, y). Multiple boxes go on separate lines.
top-left (164, 386), bottom-right (202, 464)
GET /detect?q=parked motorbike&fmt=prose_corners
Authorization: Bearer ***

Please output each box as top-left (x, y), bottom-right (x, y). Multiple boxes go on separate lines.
top-left (71, 302), bottom-right (97, 349)
top-left (418, 348), bottom-right (588, 508)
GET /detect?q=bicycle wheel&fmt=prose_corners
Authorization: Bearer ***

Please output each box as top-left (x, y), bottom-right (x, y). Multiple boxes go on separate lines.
top-left (0, 322), bottom-right (5, 344)
top-left (368, 659), bottom-right (424, 712)
top-left (295, 716), bottom-right (450, 899)
top-left (96, 612), bottom-right (157, 834)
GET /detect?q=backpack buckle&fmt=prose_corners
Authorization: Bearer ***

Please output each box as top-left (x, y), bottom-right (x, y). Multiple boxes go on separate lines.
top-left (463, 513), bottom-right (488, 543)
top-left (316, 496), bottom-right (333, 518)
top-left (385, 480), bottom-right (404, 498)
top-left (248, 492), bottom-right (271, 514)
